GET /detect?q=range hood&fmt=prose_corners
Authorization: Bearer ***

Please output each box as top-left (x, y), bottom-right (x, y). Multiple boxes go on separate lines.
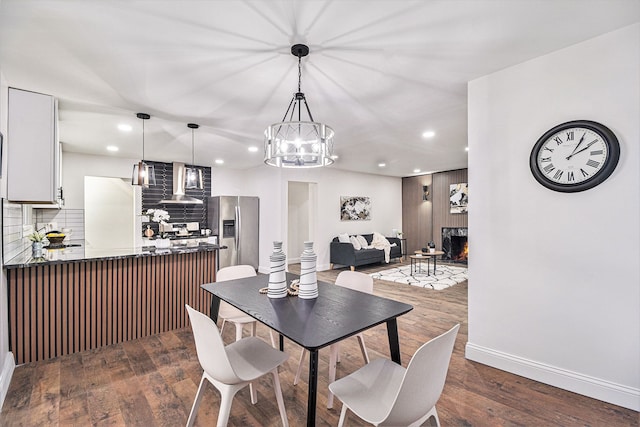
top-left (159, 162), bottom-right (203, 205)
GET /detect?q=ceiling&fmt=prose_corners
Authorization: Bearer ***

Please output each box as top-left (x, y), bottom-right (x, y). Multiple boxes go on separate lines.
top-left (1, 1), bottom-right (638, 177)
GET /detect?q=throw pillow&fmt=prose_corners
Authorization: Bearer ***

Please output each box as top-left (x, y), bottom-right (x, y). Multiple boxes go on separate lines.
top-left (356, 235), bottom-right (369, 249)
top-left (350, 235), bottom-right (362, 250)
top-left (338, 233), bottom-right (350, 243)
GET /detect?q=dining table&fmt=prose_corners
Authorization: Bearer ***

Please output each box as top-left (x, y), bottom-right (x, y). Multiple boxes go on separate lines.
top-left (202, 272), bottom-right (413, 427)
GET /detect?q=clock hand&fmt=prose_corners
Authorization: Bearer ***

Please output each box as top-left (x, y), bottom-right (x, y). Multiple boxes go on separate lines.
top-left (567, 132), bottom-right (587, 158)
top-left (567, 140), bottom-right (597, 159)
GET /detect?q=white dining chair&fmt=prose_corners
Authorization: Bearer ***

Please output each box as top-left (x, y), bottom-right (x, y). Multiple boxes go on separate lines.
top-left (293, 270), bottom-right (373, 408)
top-left (329, 323), bottom-right (460, 427)
top-left (217, 265), bottom-right (276, 347)
top-left (185, 304), bottom-right (289, 427)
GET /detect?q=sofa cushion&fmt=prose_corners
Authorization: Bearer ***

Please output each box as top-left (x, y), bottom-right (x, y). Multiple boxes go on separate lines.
top-left (356, 235), bottom-right (369, 248)
top-left (338, 233), bottom-right (350, 243)
top-left (350, 235), bottom-right (362, 250)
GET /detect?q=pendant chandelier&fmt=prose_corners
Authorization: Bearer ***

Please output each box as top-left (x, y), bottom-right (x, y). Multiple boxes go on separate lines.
top-left (132, 112), bottom-right (156, 187)
top-left (185, 123), bottom-right (204, 189)
top-left (264, 44), bottom-right (335, 168)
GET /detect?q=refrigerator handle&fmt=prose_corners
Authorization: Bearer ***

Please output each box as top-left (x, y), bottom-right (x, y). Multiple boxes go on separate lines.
top-left (235, 204), bottom-right (240, 265)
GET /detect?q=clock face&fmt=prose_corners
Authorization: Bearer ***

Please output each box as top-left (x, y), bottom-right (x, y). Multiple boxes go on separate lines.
top-left (530, 120), bottom-right (620, 192)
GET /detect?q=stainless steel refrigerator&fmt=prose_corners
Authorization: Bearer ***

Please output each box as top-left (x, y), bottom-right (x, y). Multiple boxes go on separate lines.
top-left (208, 196), bottom-right (259, 270)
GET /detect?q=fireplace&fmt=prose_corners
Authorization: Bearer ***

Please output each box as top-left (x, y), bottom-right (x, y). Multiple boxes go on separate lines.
top-left (442, 227), bottom-right (468, 263)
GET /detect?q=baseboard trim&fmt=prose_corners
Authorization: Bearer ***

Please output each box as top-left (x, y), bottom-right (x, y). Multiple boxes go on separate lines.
top-left (465, 342), bottom-right (639, 411)
top-left (0, 352), bottom-right (15, 412)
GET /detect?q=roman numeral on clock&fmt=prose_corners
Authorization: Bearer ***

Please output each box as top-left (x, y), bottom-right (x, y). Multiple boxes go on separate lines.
top-left (580, 168), bottom-right (589, 177)
top-left (553, 169), bottom-right (563, 180)
top-left (586, 159), bottom-right (600, 168)
top-left (554, 136), bottom-right (563, 145)
top-left (543, 164), bottom-right (555, 173)
top-left (567, 171), bottom-right (574, 181)
top-left (543, 147), bottom-right (554, 152)
top-left (541, 157), bottom-right (551, 162)
top-left (566, 131), bottom-right (574, 141)
top-left (590, 150), bottom-right (603, 155)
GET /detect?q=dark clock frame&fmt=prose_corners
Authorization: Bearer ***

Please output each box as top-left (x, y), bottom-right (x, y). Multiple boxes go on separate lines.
top-left (529, 120), bottom-right (620, 193)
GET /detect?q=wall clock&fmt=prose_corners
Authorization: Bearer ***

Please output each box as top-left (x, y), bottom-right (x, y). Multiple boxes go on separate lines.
top-left (529, 120), bottom-right (620, 193)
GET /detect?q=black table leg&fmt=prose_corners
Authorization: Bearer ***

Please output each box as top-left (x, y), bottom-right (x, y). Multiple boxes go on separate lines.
top-left (307, 349), bottom-right (319, 427)
top-left (279, 334), bottom-right (284, 351)
top-left (209, 296), bottom-right (220, 323)
top-left (387, 318), bottom-right (401, 364)
top-left (433, 256), bottom-right (437, 275)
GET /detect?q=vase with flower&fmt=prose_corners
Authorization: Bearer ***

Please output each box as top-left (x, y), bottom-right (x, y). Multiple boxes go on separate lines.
top-left (146, 209), bottom-right (171, 248)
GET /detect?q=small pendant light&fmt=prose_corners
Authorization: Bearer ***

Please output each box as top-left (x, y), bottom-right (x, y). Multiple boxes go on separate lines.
top-left (185, 123), bottom-right (204, 190)
top-left (132, 113), bottom-right (156, 187)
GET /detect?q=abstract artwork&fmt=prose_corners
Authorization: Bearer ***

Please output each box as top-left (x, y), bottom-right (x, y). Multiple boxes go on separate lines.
top-left (340, 196), bottom-right (371, 221)
top-left (450, 183), bottom-right (468, 214)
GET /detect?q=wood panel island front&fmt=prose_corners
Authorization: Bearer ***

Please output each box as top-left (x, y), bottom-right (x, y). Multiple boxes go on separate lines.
top-left (4, 242), bottom-right (223, 364)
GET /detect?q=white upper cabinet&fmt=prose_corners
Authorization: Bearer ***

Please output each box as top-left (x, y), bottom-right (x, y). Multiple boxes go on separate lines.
top-left (7, 87), bottom-right (63, 205)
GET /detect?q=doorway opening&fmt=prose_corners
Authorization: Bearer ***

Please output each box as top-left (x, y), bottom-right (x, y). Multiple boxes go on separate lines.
top-left (287, 181), bottom-right (317, 264)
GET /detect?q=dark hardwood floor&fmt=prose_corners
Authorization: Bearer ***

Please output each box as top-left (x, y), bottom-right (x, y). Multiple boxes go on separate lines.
top-left (1, 261), bottom-right (637, 426)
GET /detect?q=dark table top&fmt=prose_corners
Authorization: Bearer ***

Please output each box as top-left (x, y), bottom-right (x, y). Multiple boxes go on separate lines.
top-left (202, 272), bottom-right (413, 351)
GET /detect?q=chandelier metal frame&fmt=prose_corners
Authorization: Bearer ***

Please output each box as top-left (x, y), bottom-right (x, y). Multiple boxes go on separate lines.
top-left (264, 44), bottom-right (335, 168)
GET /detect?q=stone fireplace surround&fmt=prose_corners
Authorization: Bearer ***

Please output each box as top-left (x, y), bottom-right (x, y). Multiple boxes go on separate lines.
top-left (442, 227), bottom-right (468, 263)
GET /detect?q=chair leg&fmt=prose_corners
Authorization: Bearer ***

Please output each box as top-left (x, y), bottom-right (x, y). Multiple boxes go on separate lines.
top-left (234, 323), bottom-right (244, 342)
top-left (220, 319), bottom-right (227, 336)
top-left (186, 374), bottom-right (207, 427)
top-left (269, 330), bottom-right (277, 348)
top-left (337, 404), bottom-right (348, 427)
top-left (216, 385), bottom-right (240, 427)
top-left (356, 333), bottom-right (370, 364)
top-left (293, 348), bottom-right (307, 385)
top-left (327, 344), bottom-right (339, 409)
top-left (250, 321), bottom-right (257, 337)
top-left (330, 263), bottom-right (334, 269)
top-left (350, 266), bottom-right (355, 271)
top-left (409, 406), bottom-right (439, 427)
top-left (271, 368), bottom-right (289, 427)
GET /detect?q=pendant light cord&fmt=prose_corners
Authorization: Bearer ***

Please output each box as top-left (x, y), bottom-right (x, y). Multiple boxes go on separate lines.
top-left (141, 118), bottom-right (145, 161)
top-left (191, 128), bottom-right (195, 165)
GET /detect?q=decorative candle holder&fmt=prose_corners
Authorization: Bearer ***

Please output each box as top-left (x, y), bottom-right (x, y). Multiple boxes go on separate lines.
top-left (268, 241), bottom-right (288, 298)
top-left (298, 241), bottom-right (318, 299)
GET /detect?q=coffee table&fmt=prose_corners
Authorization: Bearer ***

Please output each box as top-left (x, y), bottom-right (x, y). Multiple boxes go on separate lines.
top-left (413, 250), bottom-right (445, 275)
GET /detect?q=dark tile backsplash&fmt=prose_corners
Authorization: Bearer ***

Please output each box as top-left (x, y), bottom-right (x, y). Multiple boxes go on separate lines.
top-left (141, 161), bottom-right (211, 235)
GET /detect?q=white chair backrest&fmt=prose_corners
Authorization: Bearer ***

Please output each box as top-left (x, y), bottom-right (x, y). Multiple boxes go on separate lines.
top-left (217, 265), bottom-right (257, 282)
top-left (185, 304), bottom-right (241, 384)
top-left (335, 271), bottom-right (373, 294)
top-left (384, 324), bottom-right (460, 426)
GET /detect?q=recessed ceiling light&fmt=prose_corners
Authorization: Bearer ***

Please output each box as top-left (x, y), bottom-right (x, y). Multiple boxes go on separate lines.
top-left (413, 169), bottom-right (421, 174)
top-left (215, 159), bottom-right (224, 165)
top-left (106, 145), bottom-right (119, 152)
top-left (465, 146), bottom-right (469, 151)
top-left (248, 146), bottom-right (258, 153)
top-left (422, 130), bottom-right (435, 139)
top-left (117, 124), bottom-right (132, 132)
top-left (378, 163), bottom-right (386, 167)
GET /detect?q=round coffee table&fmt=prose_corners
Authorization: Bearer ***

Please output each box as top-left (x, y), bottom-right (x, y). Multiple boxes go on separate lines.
top-left (413, 250), bottom-right (444, 275)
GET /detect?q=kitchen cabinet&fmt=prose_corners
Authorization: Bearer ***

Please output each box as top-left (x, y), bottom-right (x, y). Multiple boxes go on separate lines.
top-left (7, 87), bottom-right (63, 205)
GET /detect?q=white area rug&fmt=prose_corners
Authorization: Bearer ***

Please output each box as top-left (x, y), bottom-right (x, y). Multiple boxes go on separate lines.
top-left (370, 263), bottom-right (468, 290)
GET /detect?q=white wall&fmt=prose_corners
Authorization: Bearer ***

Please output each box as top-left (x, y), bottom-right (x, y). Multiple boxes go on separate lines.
top-left (0, 61), bottom-right (16, 412)
top-left (467, 24), bottom-right (640, 410)
top-left (62, 152), bottom-right (138, 209)
top-left (213, 166), bottom-right (402, 273)
top-left (287, 181), bottom-right (311, 263)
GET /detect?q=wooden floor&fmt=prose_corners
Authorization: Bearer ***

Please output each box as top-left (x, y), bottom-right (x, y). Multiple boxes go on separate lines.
top-left (1, 262), bottom-right (637, 426)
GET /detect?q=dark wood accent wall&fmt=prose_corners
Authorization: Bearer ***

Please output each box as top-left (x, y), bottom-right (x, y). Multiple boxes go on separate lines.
top-left (402, 169), bottom-right (468, 254)
top-left (7, 251), bottom-right (216, 364)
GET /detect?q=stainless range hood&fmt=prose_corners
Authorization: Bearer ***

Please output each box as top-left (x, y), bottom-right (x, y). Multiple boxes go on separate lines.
top-left (159, 162), bottom-right (203, 205)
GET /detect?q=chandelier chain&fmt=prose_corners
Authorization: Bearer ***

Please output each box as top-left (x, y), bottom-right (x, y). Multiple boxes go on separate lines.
top-left (298, 54), bottom-right (302, 93)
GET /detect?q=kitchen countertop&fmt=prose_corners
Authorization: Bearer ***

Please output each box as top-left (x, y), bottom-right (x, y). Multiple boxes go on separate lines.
top-left (4, 239), bottom-right (227, 269)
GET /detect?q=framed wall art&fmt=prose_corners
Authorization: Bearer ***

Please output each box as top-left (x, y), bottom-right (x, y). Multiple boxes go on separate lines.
top-left (340, 196), bottom-right (371, 221)
top-left (450, 183), bottom-right (468, 214)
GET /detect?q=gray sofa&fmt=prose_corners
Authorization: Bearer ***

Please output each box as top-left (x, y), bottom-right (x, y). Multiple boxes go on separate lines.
top-left (330, 233), bottom-right (402, 270)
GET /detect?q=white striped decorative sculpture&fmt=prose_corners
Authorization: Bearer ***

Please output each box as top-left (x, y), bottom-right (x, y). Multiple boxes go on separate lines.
top-left (298, 241), bottom-right (318, 299)
top-left (268, 241), bottom-right (288, 298)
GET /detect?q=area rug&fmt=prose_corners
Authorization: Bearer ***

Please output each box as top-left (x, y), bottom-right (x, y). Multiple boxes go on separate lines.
top-left (369, 263), bottom-right (468, 290)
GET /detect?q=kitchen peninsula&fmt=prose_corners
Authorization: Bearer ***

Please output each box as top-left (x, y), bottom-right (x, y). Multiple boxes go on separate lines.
top-left (4, 241), bottom-right (224, 364)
